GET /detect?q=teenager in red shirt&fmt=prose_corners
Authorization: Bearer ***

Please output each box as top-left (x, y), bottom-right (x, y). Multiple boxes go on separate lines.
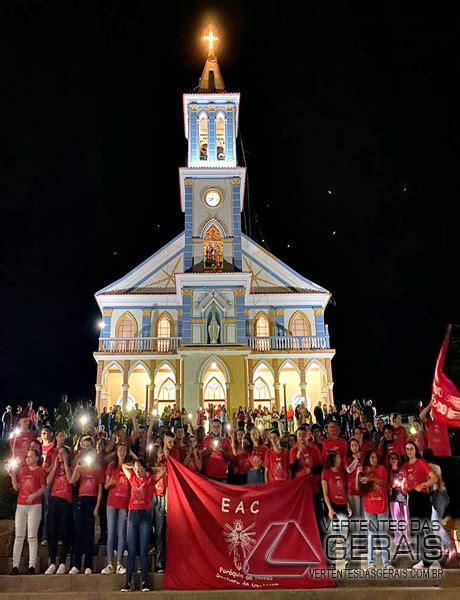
top-left (265, 429), bottom-right (290, 482)
top-left (322, 421), bottom-right (348, 459)
top-left (202, 419), bottom-right (233, 482)
top-left (45, 445), bottom-right (73, 574)
top-left (10, 414), bottom-right (35, 465)
top-left (246, 427), bottom-right (267, 484)
top-left (69, 445), bottom-right (103, 575)
top-left (101, 442), bottom-right (129, 575)
top-left (419, 400), bottom-right (451, 457)
top-left (402, 441), bottom-right (438, 569)
top-left (120, 460), bottom-right (165, 592)
top-left (230, 429), bottom-right (250, 485)
top-left (321, 450), bottom-right (351, 568)
top-left (359, 450), bottom-right (390, 568)
top-left (10, 448), bottom-right (46, 575)
top-left (149, 443), bottom-right (167, 573)
top-left (344, 438), bottom-right (364, 521)
top-left (391, 413), bottom-right (408, 446)
top-left (352, 426), bottom-right (373, 455)
top-left (183, 434), bottom-right (203, 473)
top-left (378, 425), bottom-right (405, 461)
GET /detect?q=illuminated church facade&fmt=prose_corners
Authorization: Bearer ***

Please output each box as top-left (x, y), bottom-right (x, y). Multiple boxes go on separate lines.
top-left (93, 33), bottom-right (335, 417)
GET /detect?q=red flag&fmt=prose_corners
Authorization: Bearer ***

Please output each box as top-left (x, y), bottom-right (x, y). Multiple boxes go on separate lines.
top-left (431, 325), bottom-right (460, 428)
top-left (164, 458), bottom-right (335, 590)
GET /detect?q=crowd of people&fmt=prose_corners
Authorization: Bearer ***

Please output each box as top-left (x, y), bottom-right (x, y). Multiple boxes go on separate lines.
top-left (2, 395), bottom-right (455, 591)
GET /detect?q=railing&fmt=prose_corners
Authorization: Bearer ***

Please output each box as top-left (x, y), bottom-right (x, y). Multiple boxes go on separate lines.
top-left (98, 337), bottom-right (181, 353)
top-left (247, 335), bottom-right (330, 351)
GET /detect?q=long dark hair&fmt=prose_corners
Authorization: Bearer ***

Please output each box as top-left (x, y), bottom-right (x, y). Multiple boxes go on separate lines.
top-left (347, 437), bottom-right (360, 457)
top-left (324, 450), bottom-right (338, 470)
top-left (405, 440), bottom-right (421, 459)
top-left (363, 449), bottom-right (379, 469)
top-left (112, 442), bottom-right (128, 466)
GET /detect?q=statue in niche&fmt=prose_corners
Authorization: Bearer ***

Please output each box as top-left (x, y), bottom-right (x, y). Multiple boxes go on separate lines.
top-left (203, 225), bottom-right (223, 271)
top-left (208, 309), bottom-right (220, 344)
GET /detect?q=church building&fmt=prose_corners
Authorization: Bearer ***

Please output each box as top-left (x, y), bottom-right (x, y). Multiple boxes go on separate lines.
top-left (93, 32), bottom-right (335, 418)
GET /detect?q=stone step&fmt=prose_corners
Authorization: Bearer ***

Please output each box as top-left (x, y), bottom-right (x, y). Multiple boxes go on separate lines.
top-left (0, 555), bottom-right (153, 574)
top-left (0, 587), bottom-right (457, 600)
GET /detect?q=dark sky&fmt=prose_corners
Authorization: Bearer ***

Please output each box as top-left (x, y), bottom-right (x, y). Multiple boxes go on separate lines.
top-left (2, 1), bottom-right (459, 413)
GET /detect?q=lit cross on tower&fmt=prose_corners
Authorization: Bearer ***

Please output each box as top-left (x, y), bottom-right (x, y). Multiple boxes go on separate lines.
top-left (204, 29), bottom-right (218, 52)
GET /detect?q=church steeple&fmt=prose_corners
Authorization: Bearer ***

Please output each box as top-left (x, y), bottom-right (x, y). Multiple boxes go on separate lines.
top-left (196, 30), bottom-right (226, 93)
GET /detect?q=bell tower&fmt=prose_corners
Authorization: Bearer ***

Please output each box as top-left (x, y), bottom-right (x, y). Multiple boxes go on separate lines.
top-left (179, 30), bottom-right (246, 272)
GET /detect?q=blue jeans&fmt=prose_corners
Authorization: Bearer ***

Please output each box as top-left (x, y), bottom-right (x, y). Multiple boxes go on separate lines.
top-left (126, 509), bottom-right (151, 585)
top-left (364, 511), bottom-right (389, 566)
top-left (152, 496), bottom-right (166, 565)
top-left (107, 506), bottom-right (127, 563)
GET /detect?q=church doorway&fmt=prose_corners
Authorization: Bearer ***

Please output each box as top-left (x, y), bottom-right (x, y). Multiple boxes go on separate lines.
top-left (201, 359), bottom-right (228, 428)
top-left (154, 363), bottom-right (177, 420)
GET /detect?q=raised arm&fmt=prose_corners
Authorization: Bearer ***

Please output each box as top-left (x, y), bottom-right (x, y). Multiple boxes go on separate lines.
top-left (419, 400), bottom-right (432, 423)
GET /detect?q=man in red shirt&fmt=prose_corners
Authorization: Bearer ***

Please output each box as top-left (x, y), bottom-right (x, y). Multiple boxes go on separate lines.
top-left (419, 400), bottom-right (451, 457)
top-left (322, 422), bottom-right (348, 459)
top-left (392, 413), bottom-right (408, 446)
top-left (202, 419), bottom-right (233, 482)
top-left (10, 413), bottom-right (36, 464)
top-left (164, 431), bottom-right (180, 461)
top-left (265, 430), bottom-right (290, 482)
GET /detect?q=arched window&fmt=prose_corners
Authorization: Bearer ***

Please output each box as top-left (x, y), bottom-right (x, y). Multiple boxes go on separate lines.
top-left (156, 313), bottom-right (172, 352)
top-left (216, 112), bottom-right (225, 160)
top-left (289, 312), bottom-right (312, 349)
top-left (204, 377), bottom-right (226, 401)
top-left (158, 378), bottom-right (176, 401)
top-left (199, 112), bottom-right (208, 161)
top-left (254, 313), bottom-right (270, 351)
top-left (203, 224), bottom-right (223, 271)
top-left (116, 313), bottom-right (137, 338)
top-left (253, 377), bottom-right (271, 400)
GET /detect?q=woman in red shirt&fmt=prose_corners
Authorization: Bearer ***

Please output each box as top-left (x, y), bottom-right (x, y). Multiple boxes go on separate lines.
top-left (120, 460), bottom-right (165, 592)
top-left (101, 442), bottom-right (129, 575)
top-left (183, 434), bottom-right (202, 473)
top-left (149, 444), bottom-right (167, 574)
top-left (344, 438), bottom-right (363, 521)
top-left (286, 405), bottom-right (295, 434)
top-left (247, 427), bottom-right (267, 484)
top-left (230, 429), bottom-right (250, 485)
top-left (10, 448), bottom-right (46, 575)
top-left (358, 450), bottom-right (390, 568)
top-left (321, 450), bottom-right (351, 568)
top-left (69, 446), bottom-right (103, 575)
top-left (45, 445), bottom-right (73, 574)
top-left (401, 441), bottom-right (438, 569)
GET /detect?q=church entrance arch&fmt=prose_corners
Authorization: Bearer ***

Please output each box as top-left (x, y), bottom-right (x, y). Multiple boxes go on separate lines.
top-left (201, 359), bottom-right (228, 428)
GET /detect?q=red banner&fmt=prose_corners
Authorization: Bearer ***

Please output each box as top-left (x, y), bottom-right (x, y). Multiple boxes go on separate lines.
top-left (164, 458), bottom-right (334, 590)
top-left (431, 325), bottom-right (460, 428)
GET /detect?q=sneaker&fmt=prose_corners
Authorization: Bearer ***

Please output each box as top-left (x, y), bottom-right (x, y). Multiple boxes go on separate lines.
top-left (27, 567), bottom-right (35, 575)
top-left (116, 564), bottom-right (127, 575)
top-left (101, 564), bottom-right (114, 575)
top-left (56, 564), bottom-right (66, 575)
top-left (141, 581), bottom-right (150, 592)
top-left (156, 562), bottom-right (164, 573)
top-left (412, 560), bottom-right (424, 570)
top-left (10, 567), bottom-right (19, 576)
top-left (69, 566), bottom-right (80, 575)
top-left (45, 564), bottom-right (57, 575)
top-left (121, 582), bottom-right (131, 592)
top-left (40, 539), bottom-right (47, 546)
top-left (84, 568), bottom-right (92, 575)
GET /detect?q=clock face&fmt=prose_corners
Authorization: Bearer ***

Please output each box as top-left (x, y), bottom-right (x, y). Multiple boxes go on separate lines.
top-left (205, 189), bottom-right (221, 208)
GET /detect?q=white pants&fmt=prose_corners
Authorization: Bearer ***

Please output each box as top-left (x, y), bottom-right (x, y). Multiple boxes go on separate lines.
top-left (13, 504), bottom-right (42, 569)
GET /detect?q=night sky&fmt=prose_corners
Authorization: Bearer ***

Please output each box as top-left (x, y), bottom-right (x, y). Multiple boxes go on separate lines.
top-left (2, 1), bottom-right (459, 413)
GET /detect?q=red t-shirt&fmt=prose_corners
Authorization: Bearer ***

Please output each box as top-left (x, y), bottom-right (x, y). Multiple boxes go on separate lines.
top-left (402, 458), bottom-right (432, 492)
top-left (51, 464), bottom-right (72, 504)
top-left (425, 419), bottom-right (451, 457)
top-left (106, 463), bottom-right (130, 509)
top-left (289, 443), bottom-right (322, 493)
top-left (174, 444), bottom-right (188, 463)
top-left (232, 451), bottom-right (251, 475)
top-left (78, 467), bottom-right (104, 497)
top-left (248, 445), bottom-right (267, 469)
top-left (168, 447), bottom-right (181, 461)
top-left (41, 443), bottom-right (55, 465)
top-left (344, 455), bottom-right (363, 496)
top-left (265, 448), bottom-right (290, 482)
top-left (44, 447), bottom-right (59, 471)
top-left (363, 465), bottom-right (388, 514)
top-left (17, 466), bottom-right (46, 505)
top-left (202, 436), bottom-right (233, 480)
top-left (185, 449), bottom-right (202, 474)
top-left (11, 431), bottom-right (36, 462)
top-left (393, 425), bottom-right (408, 446)
top-left (128, 473), bottom-right (156, 511)
top-left (321, 468), bottom-right (347, 505)
top-left (322, 437), bottom-right (348, 459)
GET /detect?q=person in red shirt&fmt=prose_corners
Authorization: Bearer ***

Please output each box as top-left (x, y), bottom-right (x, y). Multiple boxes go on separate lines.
top-left (265, 429), bottom-right (290, 482)
top-left (289, 426), bottom-right (322, 503)
top-left (120, 460), bottom-right (165, 592)
top-left (344, 438), bottom-right (364, 521)
top-left (387, 452), bottom-right (409, 547)
top-left (45, 445), bottom-right (73, 574)
top-left (27, 401), bottom-right (37, 432)
top-left (322, 421), bottom-right (348, 459)
top-left (10, 414), bottom-right (36, 465)
top-left (419, 400), bottom-right (451, 457)
top-left (401, 441), bottom-right (438, 569)
top-left (183, 434), bottom-right (203, 473)
top-left (378, 425), bottom-right (405, 461)
top-left (352, 426), bottom-right (373, 455)
top-left (358, 450), bottom-right (390, 568)
top-left (311, 424), bottom-right (324, 454)
top-left (247, 427), bottom-right (267, 484)
top-left (69, 446), bottom-right (103, 575)
top-left (321, 450), bottom-right (351, 568)
top-left (149, 443), bottom-right (167, 573)
top-left (173, 426), bottom-right (188, 462)
top-left (101, 442), bottom-right (129, 575)
top-left (202, 419), bottom-right (234, 482)
top-left (230, 429), bottom-right (250, 485)
top-left (392, 413), bottom-right (408, 446)
top-left (10, 448), bottom-right (46, 575)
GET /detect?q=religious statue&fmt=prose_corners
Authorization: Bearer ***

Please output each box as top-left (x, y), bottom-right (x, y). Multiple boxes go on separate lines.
top-left (208, 309), bottom-right (220, 344)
